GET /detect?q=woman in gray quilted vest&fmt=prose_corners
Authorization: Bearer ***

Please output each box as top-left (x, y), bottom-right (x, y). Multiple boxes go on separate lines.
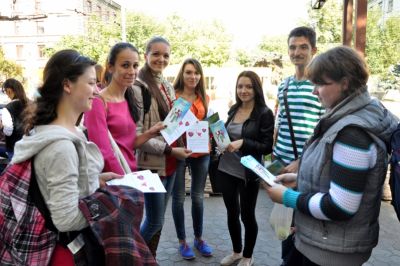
top-left (265, 46), bottom-right (399, 266)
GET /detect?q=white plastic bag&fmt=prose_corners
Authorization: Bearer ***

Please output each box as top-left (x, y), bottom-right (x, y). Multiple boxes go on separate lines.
top-left (269, 203), bottom-right (293, 240)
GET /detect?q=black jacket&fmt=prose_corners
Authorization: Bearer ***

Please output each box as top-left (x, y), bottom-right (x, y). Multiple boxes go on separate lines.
top-left (226, 104), bottom-right (274, 182)
top-left (4, 100), bottom-right (24, 152)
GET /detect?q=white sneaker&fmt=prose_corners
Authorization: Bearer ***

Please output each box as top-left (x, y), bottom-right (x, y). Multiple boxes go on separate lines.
top-left (220, 252), bottom-right (242, 265)
top-left (238, 257), bottom-right (254, 266)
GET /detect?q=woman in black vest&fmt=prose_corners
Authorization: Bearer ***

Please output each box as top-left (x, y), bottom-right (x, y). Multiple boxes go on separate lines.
top-left (1, 78), bottom-right (28, 159)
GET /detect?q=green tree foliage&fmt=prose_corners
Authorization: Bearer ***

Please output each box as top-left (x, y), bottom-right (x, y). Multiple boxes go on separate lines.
top-left (50, 12), bottom-right (232, 67)
top-left (303, 0), bottom-right (342, 52)
top-left (125, 12), bottom-right (165, 54)
top-left (258, 35), bottom-right (287, 56)
top-left (300, 1), bottom-right (399, 89)
top-left (164, 16), bottom-right (232, 66)
top-left (234, 49), bottom-right (253, 67)
top-left (47, 15), bottom-right (120, 64)
top-left (0, 48), bottom-right (23, 82)
top-left (366, 8), bottom-right (400, 80)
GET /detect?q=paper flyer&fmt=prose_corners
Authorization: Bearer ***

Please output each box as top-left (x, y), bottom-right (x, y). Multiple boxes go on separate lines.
top-left (240, 155), bottom-right (276, 186)
top-left (186, 121), bottom-right (209, 153)
top-left (161, 97), bottom-right (196, 144)
top-left (210, 120), bottom-right (231, 150)
top-left (106, 170), bottom-right (166, 193)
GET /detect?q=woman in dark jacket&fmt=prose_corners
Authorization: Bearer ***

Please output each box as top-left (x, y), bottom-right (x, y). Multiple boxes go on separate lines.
top-left (218, 71), bottom-right (274, 266)
top-left (1, 78), bottom-right (28, 159)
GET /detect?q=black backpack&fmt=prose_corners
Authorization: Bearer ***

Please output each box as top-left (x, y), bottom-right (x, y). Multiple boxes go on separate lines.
top-left (389, 123), bottom-right (400, 221)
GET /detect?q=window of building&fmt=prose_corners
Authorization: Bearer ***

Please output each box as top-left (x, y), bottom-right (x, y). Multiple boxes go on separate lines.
top-left (35, 0), bottom-right (41, 12)
top-left (14, 22), bottom-right (21, 35)
top-left (38, 44), bottom-right (45, 58)
top-left (86, 0), bottom-right (92, 13)
top-left (16, 45), bottom-right (24, 59)
top-left (388, 0), bottom-right (394, 12)
top-left (96, 5), bottom-right (101, 15)
top-left (36, 21), bottom-right (44, 34)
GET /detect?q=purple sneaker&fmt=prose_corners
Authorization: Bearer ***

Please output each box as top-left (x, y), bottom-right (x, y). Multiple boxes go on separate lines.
top-left (179, 243), bottom-right (195, 260)
top-left (194, 239), bottom-right (213, 257)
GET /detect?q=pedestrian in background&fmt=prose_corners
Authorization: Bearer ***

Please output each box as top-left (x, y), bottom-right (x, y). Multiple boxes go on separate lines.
top-left (1, 78), bottom-right (29, 160)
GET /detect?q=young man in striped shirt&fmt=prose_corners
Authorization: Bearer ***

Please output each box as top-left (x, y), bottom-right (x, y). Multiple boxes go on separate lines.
top-left (273, 26), bottom-right (324, 173)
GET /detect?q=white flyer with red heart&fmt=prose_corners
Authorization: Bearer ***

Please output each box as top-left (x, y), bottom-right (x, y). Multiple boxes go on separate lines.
top-left (186, 121), bottom-right (209, 153)
top-left (106, 170), bottom-right (166, 193)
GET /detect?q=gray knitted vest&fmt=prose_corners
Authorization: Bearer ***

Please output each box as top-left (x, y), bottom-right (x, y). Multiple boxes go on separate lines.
top-left (295, 90), bottom-right (398, 264)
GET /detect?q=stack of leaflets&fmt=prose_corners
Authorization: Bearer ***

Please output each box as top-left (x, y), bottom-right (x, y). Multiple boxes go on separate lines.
top-left (240, 155), bottom-right (276, 186)
top-left (106, 170), bottom-right (167, 193)
top-left (207, 112), bottom-right (231, 150)
top-left (160, 97), bottom-right (195, 144)
top-left (160, 97), bottom-right (210, 153)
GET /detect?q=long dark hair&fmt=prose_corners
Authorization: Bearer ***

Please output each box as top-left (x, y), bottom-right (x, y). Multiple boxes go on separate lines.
top-left (106, 42), bottom-right (140, 122)
top-left (24, 49), bottom-right (96, 134)
top-left (232, 71), bottom-right (266, 110)
top-left (173, 58), bottom-right (208, 117)
top-left (137, 36), bottom-right (171, 120)
top-left (2, 78), bottom-right (28, 106)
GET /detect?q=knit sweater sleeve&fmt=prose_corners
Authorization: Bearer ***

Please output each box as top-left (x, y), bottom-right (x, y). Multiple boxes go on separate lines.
top-left (84, 98), bottom-right (124, 175)
top-left (283, 126), bottom-right (376, 221)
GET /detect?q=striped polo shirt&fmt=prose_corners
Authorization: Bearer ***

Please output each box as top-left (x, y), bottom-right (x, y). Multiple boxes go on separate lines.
top-left (273, 76), bottom-right (324, 164)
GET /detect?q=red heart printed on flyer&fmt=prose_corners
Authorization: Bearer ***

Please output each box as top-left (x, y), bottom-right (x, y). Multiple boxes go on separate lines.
top-left (197, 132), bottom-right (202, 136)
top-left (185, 121), bottom-right (190, 126)
top-left (149, 187), bottom-right (155, 191)
top-left (137, 175), bottom-right (144, 180)
top-left (202, 128), bottom-right (206, 132)
top-left (179, 121), bottom-right (183, 126)
top-left (141, 182), bottom-right (147, 187)
top-left (188, 131), bottom-right (194, 137)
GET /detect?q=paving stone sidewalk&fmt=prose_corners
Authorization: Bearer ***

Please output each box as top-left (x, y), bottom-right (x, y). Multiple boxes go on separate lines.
top-left (156, 186), bottom-right (400, 266)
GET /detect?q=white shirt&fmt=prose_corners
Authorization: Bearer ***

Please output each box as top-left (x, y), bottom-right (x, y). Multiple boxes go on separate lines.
top-left (2, 107), bottom-right (14, 136)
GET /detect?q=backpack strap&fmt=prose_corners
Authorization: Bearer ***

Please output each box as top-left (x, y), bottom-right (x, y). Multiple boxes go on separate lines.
top-left (28, 160), bottom-right (58, 233)
top-left (282, 77), bottom-right (299, 160)
top-left (29, 159), bottom-right (82, 246)
top-left (134, 80), bottom-right (151, 119)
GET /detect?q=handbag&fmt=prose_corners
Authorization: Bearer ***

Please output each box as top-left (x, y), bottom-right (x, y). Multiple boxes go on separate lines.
top-left (208, 137), bottom-right (222, 194)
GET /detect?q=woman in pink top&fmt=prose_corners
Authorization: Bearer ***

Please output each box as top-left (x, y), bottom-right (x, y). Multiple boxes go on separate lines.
top-left (85, 42), bottom-right (163, 175)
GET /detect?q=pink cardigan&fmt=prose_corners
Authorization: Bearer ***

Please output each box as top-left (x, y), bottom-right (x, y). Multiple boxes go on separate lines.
top-left (84, 97), bottom-right (137, 175)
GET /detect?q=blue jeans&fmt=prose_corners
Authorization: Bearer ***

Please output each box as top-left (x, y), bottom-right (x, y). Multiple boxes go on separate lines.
top-left (172, 155), bottom-right (210, 240)
top-left (140, 173), bottom-right (176, 243)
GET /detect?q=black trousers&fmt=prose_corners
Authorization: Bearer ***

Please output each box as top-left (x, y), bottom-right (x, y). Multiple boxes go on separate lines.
top-left (218, 170), bottom-right (259, 258)
top-left (282, 242), bottom-right (320, 266)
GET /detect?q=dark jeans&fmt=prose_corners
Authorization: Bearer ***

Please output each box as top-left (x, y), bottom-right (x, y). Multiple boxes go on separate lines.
top-left (218, 170), bottom-right (259, 258)
top-left (172, 155), bottom-right (210, 240)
